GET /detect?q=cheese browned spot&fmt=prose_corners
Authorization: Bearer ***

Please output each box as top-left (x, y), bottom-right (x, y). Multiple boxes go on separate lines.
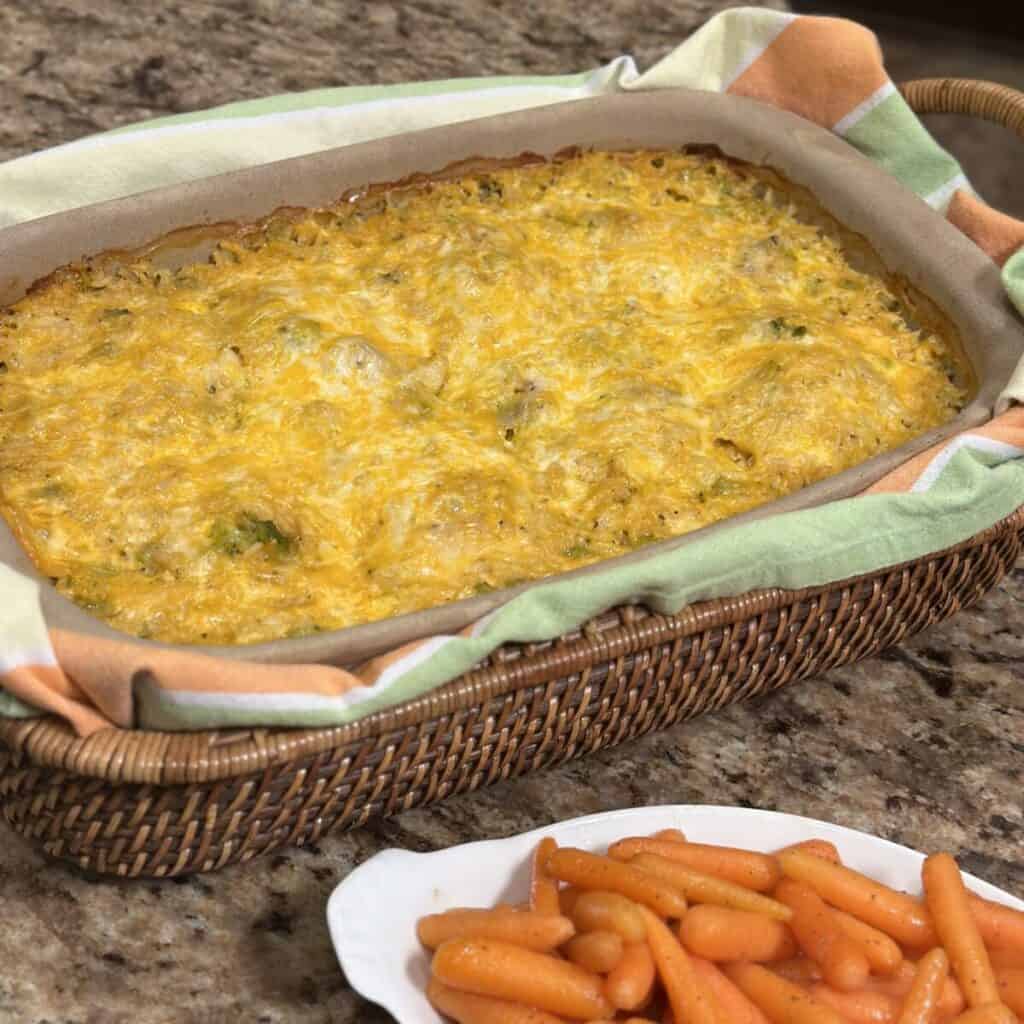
top-left (0, 151), bottom-right (968, 644)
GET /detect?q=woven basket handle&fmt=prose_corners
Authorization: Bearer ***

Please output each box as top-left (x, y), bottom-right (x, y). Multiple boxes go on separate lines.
top-left (899, 78), bottom-right (1024, 137)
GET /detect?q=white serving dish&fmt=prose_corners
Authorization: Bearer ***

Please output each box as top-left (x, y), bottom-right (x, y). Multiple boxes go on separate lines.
top-left (327, 804), bottom-right (1024, 1022)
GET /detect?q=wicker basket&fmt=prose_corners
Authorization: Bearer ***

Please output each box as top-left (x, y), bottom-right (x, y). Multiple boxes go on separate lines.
top-left (2, 79), bottom-right (1023, 878)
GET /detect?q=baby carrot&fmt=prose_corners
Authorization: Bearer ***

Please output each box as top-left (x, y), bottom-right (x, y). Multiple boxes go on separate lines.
top-left (678, 905), bottom-right (798, 963)
top-left (724, 961), bottom-right (846, 1024)
top-left (896, 948), bottom-right (950, 1024)
top-left (831, 908), bottom-right (904, 975)
top-left (777, 850), bottom-right (936, 948)
top-left (548, 849), bottom-right (688, 919)
top-left (810, 984), bottom-right (899, 1023)
top-left (639, 905), bottom-right (721, 1024)
top-left (652, 828), bottom-right (688, 843)
top-left (970, 897), bottom-right (1024, 952)
top-left (922, 853), bottom-right (999, 1008)
top-left (530, 838), bottom-right (561, 916)
top-left (945, 1007), bottom-right (1017, 1024)
top-left (604, 941), bottom-right (656, 1012)
top-left (768, 958), bottom-right (823, 986)
top-left (571, 891), bottom-right (647, 943)
top-left (560, 886), bottom-right (581, 917)
top-left (692, 957), bottom-right (771, 1024)
top-left (994, 967), bottom-right (1024, 1017)
top-left (867, 959), bottom-right (965, 1019)
top-left (611, 839), bottom-right (780, 893)
top-left (426, 977), bottom-right (568, 1024)
top-left (631, 854), bottom-right (791, 921)
top-left (937, 972), bottom-right (968, 1018)
top-left (776, 879), bottom-right (870, 992)
top-left (989, 948), bottom-right (1024, 971)
top-left (776, 839), bottom-right (842, 865)
top-left (432, 938), bottom-right (613, 1020)
top-left (565, 930), bottom-right (624, 974)
top-left (418, 909), bottom-right (575, 951)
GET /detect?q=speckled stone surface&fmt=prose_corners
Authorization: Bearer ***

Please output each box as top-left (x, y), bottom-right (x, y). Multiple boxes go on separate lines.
top-left (1, 3), bottom-right (1022, 1023)
top-left (2, 579), bottom-right (1021, 1024)
top-left (0, 0), bottom-right (790, 162)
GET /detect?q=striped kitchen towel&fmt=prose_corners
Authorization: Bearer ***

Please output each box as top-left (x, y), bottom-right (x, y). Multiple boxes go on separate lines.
top-left (1, 7), bottom-right (1023, 734)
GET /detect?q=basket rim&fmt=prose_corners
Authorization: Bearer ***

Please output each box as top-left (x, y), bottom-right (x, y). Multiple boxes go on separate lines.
top-left (2, 503), bottom-right (1022, 786)
top-left (899, 77), bottom-right (1024, 137)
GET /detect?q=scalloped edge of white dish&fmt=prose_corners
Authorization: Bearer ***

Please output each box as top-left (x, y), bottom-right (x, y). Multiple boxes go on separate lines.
top-left (326, 805), bottom-right (1024, 1023)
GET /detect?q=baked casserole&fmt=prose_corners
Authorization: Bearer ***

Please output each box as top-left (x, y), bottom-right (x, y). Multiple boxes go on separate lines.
top-left (0, 150), bottom-right (970, 645)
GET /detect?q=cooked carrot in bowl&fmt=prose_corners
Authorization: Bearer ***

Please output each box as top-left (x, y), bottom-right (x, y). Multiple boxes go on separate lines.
top-left (416, 827), bottom-right (1024, 1023)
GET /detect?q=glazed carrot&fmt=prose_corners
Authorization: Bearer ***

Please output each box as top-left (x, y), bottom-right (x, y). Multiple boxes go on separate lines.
top-left (768, 958), bottom-right (823, 985)
top-left (621, 1019), bottom-right (659, 1024)
top-left (571, 891), bottom-right (647, 943)
top-left (530, 838), bottom-right (561, 916)
top-left (426, 977), bottom-right (568, 1024)
top-left (994, 967), bottom-right (1024, 1017)
top-left (776, 839), bottom-right (842, 865)
top-left (565, 930), bottom-right (624, 974)
top-left (945, 1007), bottom-right (1017, 1024)
top-left (692, 957), bottom-right (771, 1024)
top-left (922, 853), bottom-right (999, 1008)
top-left (548, 849), bottom-right (688, 919)
top-left (610, 838), bottom-right (686, 862)
top-left (777, 850), bottom-right (937, 948)
top-left (831, 908), bottom-right (904, 975)
top-left (867, 959), bottom-right (965, 1019)
top-left (970, 897), bottom-right (1024, 952)
top-left (678, 905), bottom-right (798, 963)
top-left (418, 909), bottom-right (575, 952)
top-left (652, 828), bottom-right (688, 843)
top-left (611, 839), bottom-right (780, 893)
top-left (989, 948), bottom-right (1024, 971)
top-left (724, 961), bottom-right (846, 1024)
top-left (776, 879), bottom-right (871, 991)
top-left (432, 938), bottom-right (613, 1020)
top-left (811, 984), bottom-right (899, 1022)
top-left (639, 905), bottom-right (721, 1024)
top-left (605, 941), bottom-right (656, 1012)
top-left (896, 948), bottom-right (950, 1024)
top-left (938, 971), bottom-right (968, 1017)
top-left (560, 886), bottom-right (581, 917)
top-left (630, 854), bottom-right (790, 921)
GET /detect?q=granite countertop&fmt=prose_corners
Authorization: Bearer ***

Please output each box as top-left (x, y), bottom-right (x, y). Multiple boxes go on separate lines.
top-left (2, 578), bottom-right (1022, 1023)
top-left (1, 2), bottom-right (1022, 1023)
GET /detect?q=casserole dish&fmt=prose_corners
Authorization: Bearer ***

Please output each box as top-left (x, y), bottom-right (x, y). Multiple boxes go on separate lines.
top-left (0, 147), bottom-right (977, 647)
top-left (1, 88), bottom-right (1021, 663)
top-left (1, 83), bottom-right (1023, 876)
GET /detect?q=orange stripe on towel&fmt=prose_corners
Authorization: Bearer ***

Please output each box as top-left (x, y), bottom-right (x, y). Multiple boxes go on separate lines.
top-left (355, 638), bottom-right (438, 681)
top-left (728, 17), bottom-right (888, 129)
top-left (1, 664), bottom-right (112, 736)
top-left (50, 629), bottom-right (366, 707)
top-left (947, 190), bottom-right (1024, 267)
top-left (867, 407), bottom-right (1024, 494)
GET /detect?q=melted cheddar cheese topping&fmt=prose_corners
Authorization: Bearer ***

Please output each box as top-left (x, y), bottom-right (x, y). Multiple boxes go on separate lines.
top-left (0, 151), bottom-right (968, 644)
